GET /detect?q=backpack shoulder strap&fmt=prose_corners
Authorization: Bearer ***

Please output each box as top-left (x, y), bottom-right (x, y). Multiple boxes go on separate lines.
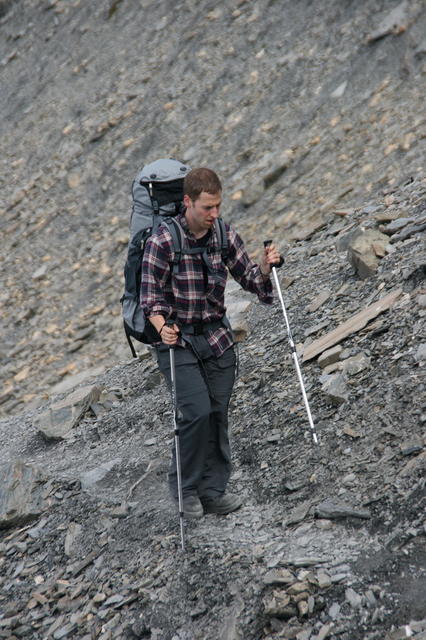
top-left (161, 217), bottom-right (228, 274)
top-left (214, 218), bottom-right (228, 260)
top-left (162, 217), bottom-right (186, 274)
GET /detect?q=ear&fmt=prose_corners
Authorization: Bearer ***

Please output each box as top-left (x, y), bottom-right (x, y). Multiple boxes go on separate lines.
top-left (183, 194), bottom-right (191, 208)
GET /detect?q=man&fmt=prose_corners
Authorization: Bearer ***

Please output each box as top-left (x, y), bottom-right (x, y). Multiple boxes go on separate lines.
top-left (141, 168), bottom-right (281, 518)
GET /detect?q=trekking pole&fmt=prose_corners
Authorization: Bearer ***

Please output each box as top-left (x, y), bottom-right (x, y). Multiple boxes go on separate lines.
top-left (264, 241), bottom-right (319, 445)
top-left (169, 341), bottom-right (185, 551)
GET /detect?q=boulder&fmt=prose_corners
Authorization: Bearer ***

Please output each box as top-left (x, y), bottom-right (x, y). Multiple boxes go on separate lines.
top-left (226, 299), bottom-right (252, 342)
top-left (347, 228), bottom-right (391, 279)
top-left (35, 384), bottom-right (102, 440)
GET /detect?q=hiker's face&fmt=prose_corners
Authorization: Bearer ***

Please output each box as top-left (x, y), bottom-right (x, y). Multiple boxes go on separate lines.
top-left (184, 191), bottom-right (222, 234)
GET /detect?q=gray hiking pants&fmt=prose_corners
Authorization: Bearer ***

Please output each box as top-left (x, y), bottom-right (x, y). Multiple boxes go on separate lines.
top-left (155, 338), bottom-right (236, 500)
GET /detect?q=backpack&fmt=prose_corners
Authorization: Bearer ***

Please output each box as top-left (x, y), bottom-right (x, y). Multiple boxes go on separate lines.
top-left (121, 158), bottom-right (229, 357)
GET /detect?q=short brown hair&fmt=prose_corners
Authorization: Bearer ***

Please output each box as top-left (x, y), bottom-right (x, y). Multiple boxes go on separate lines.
top-left (184, 168), bottom-right (222, 201)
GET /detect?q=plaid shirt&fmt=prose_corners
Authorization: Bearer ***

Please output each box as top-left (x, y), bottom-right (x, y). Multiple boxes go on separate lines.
top-left (141, 213), bottom-right (273, 356)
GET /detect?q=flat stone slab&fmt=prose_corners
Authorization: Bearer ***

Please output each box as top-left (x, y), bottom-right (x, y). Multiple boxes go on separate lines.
top-left (0, 461), bottom-right (46, 529)
top-left (303, 289), bottom-right (402, 361)
top-left (314, 499), bottom-right (371, 520)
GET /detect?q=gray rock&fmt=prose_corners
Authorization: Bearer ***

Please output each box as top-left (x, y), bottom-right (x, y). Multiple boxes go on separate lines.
top-left (263, 590), bottom-right (296, 619)
top-left (0, 462), bottom-right (46, 529)
top-left (318, 345), bottom-right (343, 368)
top-left (32, 265), bottom-right (48, 280)
top-left (263, 569), bottom-right (295, 585)
top-left (35, 384), bottom-right (102, 439)
top-left (316, 569), bottom-right (332, 588)
top-left (218, 591), bottom-right (245, 640)
top-left (53, 623), bottom-right (77, 639)
top-left (288, 557), bottom-right (327, 567)
top-left (315, 519), bottom-right (333, 530)
top-left (296, 628), bottom-right (313, 640)
top-left (330, 80), bottom-right (347, 98)
top-left (340, 353), bottom-right (370, 376)
top-left (389, 221), bottom-right (426, 244)
top-left (365, 589), bottom-right (378, 607)
top-left (345, 587), bottom-right (362, 608)
top-left (317, 623), bottom-right (333, 640)
top-left (103, 594), bottom-right (124, 606)
top-left (64, 522), bottom-right (83, 557)
top-left (367, 0), bottom-right (410, 42)
top-left (315, 499), bottom-right (371, 520)
top-left (415, 343), bottom-right (426, 362)
top-left (306, 289), bottom-right (332, 313)
top-left (226, 299), bottom-right (252, 342)
top-left (381, 217), bottom-right (415, 234)
top-left (341, 473), bottom-right (357, 487)
top-left (79, 459), bottom-right (122, 491)
top-left (297, 599), bottom-right (309, 617)
top-left (347, 228), bottom-right (390, 279)
top-left (321, 373), bottom-right (349, 405)
top-left (330, 573), bottom-right (349, 583)
top-left (143, 370), bottom-right (163, 391)
top-left (400, 437), bottom-right (424, 456)
top-left (328, 602), bottom-right (341, 619)
top-left (283, 501), bottom-right (312, 527)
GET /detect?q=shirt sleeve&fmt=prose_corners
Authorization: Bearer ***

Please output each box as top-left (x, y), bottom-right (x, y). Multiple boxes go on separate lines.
top-left (226, 225), bottom-right (273, 304)
top-left (140, 232), bottom-right (173, 319)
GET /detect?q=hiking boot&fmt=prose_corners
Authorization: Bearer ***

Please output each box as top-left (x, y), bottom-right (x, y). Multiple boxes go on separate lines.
top-left (200, 493), bottom-right (242, 515)
top-left (175, 495), bottom-right (203, 519)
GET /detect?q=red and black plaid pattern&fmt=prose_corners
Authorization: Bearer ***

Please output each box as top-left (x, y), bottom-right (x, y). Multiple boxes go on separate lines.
top-left (141, 214), bottom-right (273, 356)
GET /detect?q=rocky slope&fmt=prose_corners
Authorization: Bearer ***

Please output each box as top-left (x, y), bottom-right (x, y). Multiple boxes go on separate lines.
top-left (1, 174), bottom-right (425, 640)
top-left (0, 1), bottom-right (425, 639)
top-left (1, 0), bottom-right (425, 415)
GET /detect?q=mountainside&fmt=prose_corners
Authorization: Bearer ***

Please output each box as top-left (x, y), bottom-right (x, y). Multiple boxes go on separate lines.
top-left (0, 1), bottom-right (426, 639)
top-left (1, 0), bottom-right (425, 414)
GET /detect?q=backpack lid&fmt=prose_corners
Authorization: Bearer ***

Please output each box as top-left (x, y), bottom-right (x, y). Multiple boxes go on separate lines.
top-left (139, 158), bottom-right (190, 183)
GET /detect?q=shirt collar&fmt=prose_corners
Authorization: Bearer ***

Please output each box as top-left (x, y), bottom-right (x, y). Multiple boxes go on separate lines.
top-left (177, 212), bottom-right (217, 247)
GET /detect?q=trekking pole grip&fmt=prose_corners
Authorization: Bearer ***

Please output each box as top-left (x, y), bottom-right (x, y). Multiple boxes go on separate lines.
top-left (263, 240), bottom-right (284, 268)
top-left (165, 320), bottom-right (174, 348)
top-left (165, 319), bottom-right (180, 349)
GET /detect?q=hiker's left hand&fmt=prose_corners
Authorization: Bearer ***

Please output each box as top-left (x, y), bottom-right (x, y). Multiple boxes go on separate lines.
top-left (260, 243), bottom-right (282, 275)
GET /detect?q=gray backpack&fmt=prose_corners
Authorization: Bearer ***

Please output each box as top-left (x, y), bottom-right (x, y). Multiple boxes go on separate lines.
top-left (120, 158), bottom-right (228, 356)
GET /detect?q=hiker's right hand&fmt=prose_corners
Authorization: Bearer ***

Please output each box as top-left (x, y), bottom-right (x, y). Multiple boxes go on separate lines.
top-left (161, 323), bottom-right (180, 345)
